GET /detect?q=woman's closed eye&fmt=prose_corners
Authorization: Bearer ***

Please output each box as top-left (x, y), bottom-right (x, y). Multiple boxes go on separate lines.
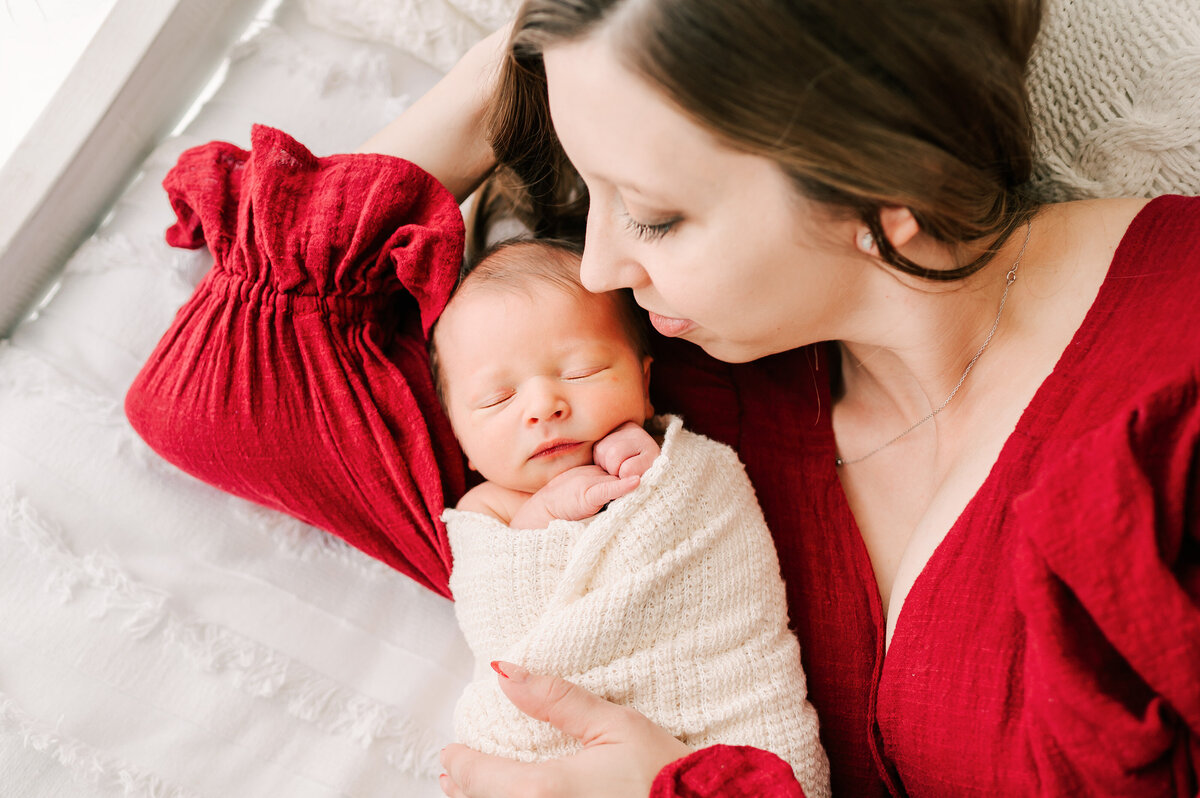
top-left (621, 212), bottom-right (679, 242)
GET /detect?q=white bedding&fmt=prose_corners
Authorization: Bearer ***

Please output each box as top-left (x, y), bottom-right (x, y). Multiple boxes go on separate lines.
top-left (0, 2), bottom-right (512, 795)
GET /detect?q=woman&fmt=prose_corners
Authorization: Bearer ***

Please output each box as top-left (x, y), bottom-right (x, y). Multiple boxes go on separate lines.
top-left (128, 0), bottom-right (1200, 795)
top-left (423, 0), bottom-right (1200, 795)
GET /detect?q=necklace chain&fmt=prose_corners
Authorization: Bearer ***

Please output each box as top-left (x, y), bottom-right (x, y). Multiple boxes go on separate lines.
top-left (834, 221), bottom-right (1032, 468)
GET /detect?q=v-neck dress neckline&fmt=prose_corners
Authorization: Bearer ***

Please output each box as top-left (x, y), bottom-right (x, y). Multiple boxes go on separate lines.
top-left (820, 196), bottom-right (1165, 792)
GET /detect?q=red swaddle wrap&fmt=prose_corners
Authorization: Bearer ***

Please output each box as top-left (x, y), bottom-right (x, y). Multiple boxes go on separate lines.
top-left (126, 125), bottom-right (466, 597)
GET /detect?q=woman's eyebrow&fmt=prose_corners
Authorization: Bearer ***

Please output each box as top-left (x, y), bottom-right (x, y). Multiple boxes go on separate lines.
top-left (581, 165), bottom-right (677, 204)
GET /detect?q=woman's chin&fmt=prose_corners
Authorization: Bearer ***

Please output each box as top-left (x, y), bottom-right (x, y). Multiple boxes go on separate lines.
top-left (693, 336), bottom-right (784, 365)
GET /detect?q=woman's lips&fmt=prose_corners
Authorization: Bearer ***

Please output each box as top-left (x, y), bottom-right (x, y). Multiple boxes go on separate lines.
top-left (647, 311), bottom-right (696, 338)
top-left (530, 440), bottom-right (584, 459)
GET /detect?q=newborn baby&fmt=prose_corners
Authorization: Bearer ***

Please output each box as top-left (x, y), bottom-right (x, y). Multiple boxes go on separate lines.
top-left (430, 239), bottom-right (830, 796)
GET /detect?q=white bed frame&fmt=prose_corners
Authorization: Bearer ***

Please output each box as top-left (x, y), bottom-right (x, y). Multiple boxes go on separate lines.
top-left (0, 0), bottom-right (271, 337)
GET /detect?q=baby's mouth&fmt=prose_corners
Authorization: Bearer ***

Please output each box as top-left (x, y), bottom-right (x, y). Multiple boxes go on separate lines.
top-left (530, 439), bottom-right (584, 459)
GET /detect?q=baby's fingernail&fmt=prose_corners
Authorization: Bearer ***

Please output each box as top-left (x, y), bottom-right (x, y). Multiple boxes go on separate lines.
top-left (493, 660), bottom-right (529, 682)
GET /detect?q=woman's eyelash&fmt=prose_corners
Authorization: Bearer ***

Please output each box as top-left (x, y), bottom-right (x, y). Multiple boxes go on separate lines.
top-left (622, 213), bottom-right (678, 242)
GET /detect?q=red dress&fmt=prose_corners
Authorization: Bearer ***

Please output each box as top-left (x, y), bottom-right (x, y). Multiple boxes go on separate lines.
top-left (127, 128), bottom-right (1200, 796)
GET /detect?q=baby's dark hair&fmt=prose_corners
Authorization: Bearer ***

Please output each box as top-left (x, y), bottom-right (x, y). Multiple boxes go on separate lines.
top-left (429, 238), bottom-right (651, 406)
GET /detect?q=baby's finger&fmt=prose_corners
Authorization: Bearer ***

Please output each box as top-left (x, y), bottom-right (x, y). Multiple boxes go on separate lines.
top-left (592, 441), bottom-right (628, 476)
top-left (584, 474), bottom-right (639, 510)
top-left (616, 450), bottom-right (657, 479)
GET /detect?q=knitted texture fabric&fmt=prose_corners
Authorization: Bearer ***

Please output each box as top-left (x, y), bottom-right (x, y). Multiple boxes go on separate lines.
top-left (1027, 0), bottom-right (1200, 201)
top-left (444, 416), bottom-right (831, 798)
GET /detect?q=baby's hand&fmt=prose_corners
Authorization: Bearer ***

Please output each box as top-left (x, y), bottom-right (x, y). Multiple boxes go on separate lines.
top-left (593, 422), bottom-right (660, 479)
top-left (509, 466), bottom-right (639, 529)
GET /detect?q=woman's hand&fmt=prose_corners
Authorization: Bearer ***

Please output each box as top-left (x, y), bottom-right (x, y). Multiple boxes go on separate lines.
top-left (439, 662), bottom-right (691, 797)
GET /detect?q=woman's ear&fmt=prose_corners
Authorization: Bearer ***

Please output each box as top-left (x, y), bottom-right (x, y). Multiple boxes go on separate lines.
top-left (878, 206), bottom-right (920, 249)
top-left (858, 206), bottom-right (920, 255)
top-left (642, 356), bottom-right (654, 419)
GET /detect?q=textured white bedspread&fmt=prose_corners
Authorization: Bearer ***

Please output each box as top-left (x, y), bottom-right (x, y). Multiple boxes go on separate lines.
top-left (0, 2), bottom-right (505, 795)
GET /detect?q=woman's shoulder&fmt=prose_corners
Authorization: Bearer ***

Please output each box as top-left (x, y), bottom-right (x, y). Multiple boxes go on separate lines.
top-left (1011, 195), bottom-right (1200, 548)
top-left (1041, 195), bottom-right (1200, 395)
top-left (1062, 194), bottom-right (1200, 267)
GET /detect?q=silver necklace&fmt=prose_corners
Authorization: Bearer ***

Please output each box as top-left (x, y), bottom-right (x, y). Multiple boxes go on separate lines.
top-left (834, 221), bottom-right (1032, 468)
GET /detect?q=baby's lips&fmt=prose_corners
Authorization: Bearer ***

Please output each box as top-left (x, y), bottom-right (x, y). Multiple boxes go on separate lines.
top-left (529, 439), bottom-right (585, 459)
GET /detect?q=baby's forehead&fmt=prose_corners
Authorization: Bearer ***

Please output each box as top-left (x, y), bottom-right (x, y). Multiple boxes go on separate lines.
top-left (448, 276), bottom-right (614, 323)
top-left (436, 279), bottom-right (616, 357)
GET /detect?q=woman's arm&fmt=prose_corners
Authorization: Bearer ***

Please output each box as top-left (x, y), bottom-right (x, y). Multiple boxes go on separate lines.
top-left (357, 25), bottom-right (509, 203)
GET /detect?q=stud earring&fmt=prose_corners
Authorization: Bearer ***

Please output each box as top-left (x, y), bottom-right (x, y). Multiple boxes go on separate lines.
top-left (859, 231), bottom-right (874, 253)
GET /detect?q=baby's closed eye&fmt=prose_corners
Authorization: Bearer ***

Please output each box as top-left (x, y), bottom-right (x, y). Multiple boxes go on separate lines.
top-left (476, 390), bottom-right (515, 409)
top-left (562, 366), bottom-right (607, 380)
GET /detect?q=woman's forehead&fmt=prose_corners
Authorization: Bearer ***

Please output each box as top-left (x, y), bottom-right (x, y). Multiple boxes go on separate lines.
top-left (543, 37), bottom-right (738, 201)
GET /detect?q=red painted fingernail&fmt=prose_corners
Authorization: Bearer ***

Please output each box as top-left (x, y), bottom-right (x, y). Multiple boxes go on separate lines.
top-left (493, 661), bottom-right (529, 682)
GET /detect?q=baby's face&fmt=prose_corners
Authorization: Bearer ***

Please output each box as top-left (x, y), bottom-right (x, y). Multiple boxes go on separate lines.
top-left (436, 282), bottom-right (652, 494)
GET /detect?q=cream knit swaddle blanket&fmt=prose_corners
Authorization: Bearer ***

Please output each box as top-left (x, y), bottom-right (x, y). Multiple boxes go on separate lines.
top-left (444, 416), bottom-right (830, 796)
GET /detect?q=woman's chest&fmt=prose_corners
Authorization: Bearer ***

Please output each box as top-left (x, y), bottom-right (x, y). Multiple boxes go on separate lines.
top-left (873, 517), bottom-right (1036, 796)
top-left (836, 408), bottom-right (1025, 648)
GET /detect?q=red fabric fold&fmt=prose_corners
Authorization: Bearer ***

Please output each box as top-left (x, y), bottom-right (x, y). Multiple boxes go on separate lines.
top-left (1010, 377), bottom-right (1200, 795)
top-left (651, 746), bottom-right (806, 798)
top-left (126, 125), bottom-right (465, 597)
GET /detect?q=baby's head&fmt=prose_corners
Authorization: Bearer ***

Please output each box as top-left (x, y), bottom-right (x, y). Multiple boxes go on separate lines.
top-left (431, 240), bottom-right (653, 494)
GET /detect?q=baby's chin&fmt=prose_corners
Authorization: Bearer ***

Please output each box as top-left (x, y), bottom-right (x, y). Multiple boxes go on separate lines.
top-left (516, 450), bottom-right (596, 494)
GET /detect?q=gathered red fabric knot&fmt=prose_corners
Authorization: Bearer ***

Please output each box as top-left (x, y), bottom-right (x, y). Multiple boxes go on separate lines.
top-left (126, 125), bottom-right (467, 597)
top-left (199, 271), bottom-right (393, 324)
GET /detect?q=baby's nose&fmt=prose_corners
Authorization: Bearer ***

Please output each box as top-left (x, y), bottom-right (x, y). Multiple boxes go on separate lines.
top-left (525, 381), bottom-right (569, 424)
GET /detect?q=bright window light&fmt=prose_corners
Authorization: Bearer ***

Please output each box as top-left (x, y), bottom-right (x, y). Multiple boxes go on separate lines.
top-left (0, 0), bottom-right (121, 164)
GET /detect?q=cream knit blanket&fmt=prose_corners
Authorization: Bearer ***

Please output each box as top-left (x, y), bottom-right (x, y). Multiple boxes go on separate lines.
top-left (444, 416), bottom-right (830, 796)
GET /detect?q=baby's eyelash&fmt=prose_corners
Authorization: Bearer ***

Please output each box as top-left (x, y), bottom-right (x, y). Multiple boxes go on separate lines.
top-left (477, 391), bottom-right (513, 409)
top-left (563, 367), bottom-right (605, 380)
top-left (622, 213), bottom-right (679, 242)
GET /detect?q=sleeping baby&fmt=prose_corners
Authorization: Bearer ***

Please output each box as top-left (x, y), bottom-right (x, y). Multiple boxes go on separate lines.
top-left (430, 239), bottom-right (830, 796)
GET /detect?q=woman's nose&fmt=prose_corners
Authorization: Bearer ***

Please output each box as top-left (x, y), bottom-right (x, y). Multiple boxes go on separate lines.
top-left (524, 379), bottom-right (570, 425)
top-left (580, 210), bottom-right (650, 293)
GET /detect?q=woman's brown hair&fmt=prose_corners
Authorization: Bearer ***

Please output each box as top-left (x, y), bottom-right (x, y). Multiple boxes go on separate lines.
top-left (474, 0), bottom-right (1045, 280)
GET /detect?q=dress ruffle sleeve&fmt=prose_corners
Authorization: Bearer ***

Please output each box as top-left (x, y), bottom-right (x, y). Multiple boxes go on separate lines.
top-left (651, 745), bottom-right (805, 797)
top-left (126, 125), bottom-right (466, 597)
top-left (1011, 375), bottom-right (1200, 795)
